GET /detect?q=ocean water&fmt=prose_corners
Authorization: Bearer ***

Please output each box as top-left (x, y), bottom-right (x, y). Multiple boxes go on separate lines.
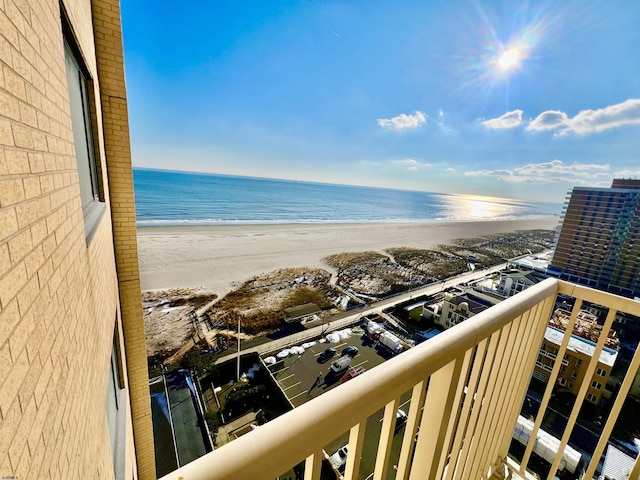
top-left (133, 168), bottom-right (561, 226)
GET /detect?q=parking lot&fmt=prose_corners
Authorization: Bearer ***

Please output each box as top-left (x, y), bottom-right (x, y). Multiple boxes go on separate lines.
top-left (265, 325), bottom-right (415, 479)
top-left (266, 325), bottom-right (391, 406)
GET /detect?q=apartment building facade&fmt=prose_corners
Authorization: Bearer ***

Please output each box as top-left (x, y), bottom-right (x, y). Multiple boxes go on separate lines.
top-left (550, 179), bottom-right (640, 299)
top-left (0, 0), bottom-right (153, 478)
top-left (437, 289), bottom-right (501, 329)
top-left (534, 326), bottom-right (616, 404)
top-left (439, 289), bottom-right (618, 404)
top-left (497, 268), bottom-right (547, 298)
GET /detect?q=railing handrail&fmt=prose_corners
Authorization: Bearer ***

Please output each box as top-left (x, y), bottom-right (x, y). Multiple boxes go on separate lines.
top-left (160, 278), bottom-right (560, 480)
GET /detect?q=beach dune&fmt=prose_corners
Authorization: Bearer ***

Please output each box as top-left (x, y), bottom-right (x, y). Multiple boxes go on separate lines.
top-left (137, 218), bottom-right (559, 296)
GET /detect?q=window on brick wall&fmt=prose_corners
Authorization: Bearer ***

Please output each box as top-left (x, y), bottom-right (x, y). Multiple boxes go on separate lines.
top-left (62, 28), bottom-right (105, 239)
top-left (107, 329), bottom-right (126, 479)
top-left (107, 343), bottom-right (120, 457)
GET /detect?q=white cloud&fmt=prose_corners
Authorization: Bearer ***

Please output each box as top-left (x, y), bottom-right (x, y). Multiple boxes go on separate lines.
top-left (465, 160), bottom-right (611, 184)
top-left (392, 158), bottom-right (431, 171)
top-left (613, 169), bottom-right (640, 178)
top-left (482, 110), bottom-right (523, 129)
top-left (526, 110), bottom-right (569, 132)
top-left (527, 99), bottom-right (640, 135)
top-left (445, 167), bottom-right (456, 173)
top-left (377, 111), bottom-right (427, 130)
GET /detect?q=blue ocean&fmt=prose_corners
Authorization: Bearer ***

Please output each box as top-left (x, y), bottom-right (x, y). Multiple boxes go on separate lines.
top-left (133, 168), bottom-right (561, 226)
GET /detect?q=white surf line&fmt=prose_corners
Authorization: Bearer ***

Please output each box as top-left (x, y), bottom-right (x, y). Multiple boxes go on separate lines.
top-left (282, 381), bottom-right (302, 392)
top-left (278, 373), bottom-right (295, 382)
top-left (289, 390), bottom-right (308, 401)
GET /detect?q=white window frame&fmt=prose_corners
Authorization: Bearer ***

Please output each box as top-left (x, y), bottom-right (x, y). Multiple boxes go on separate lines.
top-left (63, 32), bottom-right (105, 240)
top-left (107, 330), bottom-right (127, 480)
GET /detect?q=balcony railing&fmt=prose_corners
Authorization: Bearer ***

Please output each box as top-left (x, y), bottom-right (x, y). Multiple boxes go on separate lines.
top-left (159, 278), bottom-right (640, 480)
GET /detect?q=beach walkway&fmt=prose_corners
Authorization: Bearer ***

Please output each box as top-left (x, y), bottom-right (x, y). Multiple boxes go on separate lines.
top-left (214, 262), bottom-right (507, 364)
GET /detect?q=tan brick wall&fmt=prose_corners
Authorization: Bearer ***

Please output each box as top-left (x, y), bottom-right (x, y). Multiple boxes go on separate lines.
top-left (90, 1), bottom-right (155, 478)
top-left (0, 0), bottom-right (149, 478)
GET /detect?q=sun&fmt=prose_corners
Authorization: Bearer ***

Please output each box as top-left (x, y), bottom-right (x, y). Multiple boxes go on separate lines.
top-left (498, 48), bottom-right (520, 70)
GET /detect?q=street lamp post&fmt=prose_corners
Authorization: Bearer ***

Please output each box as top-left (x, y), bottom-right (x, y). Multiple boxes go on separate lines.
top-left (237, 316), bottom-right (241, 382)
top-left (321, 322), bottom-right (331, 339)
top-left (212, 385), bottom-right (224, 423)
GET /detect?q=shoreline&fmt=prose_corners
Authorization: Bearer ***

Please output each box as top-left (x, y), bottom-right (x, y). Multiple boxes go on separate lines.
top-left (136, 215), bottom-right (560, 230)
top-left (137, 217), bottom-right (559, 296)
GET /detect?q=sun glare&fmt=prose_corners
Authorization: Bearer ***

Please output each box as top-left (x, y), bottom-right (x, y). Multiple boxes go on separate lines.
top-left (498, 48), bottom-right (520, 70)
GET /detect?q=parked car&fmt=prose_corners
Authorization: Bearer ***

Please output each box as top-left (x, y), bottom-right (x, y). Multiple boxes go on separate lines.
top-left (341, 366), bottom-right (365, 383)
top-left (329, 445), bottom-right (348, 471)
top-left (318, 347), bottom-right (337, 363)
top-left (330, 355), bottom-right (352, 373)
top-left (342, 346), bottom-right (359, 358)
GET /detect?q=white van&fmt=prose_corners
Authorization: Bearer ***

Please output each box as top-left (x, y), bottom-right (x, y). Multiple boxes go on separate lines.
top-left (330, 355), bottom-right (352, 373)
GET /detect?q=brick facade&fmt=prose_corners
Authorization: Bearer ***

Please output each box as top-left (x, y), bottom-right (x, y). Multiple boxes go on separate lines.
top-left (0, 0), bottom-right (153, 478)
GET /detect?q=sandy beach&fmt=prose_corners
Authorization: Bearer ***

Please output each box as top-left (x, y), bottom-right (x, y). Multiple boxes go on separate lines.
top-left (137, 218), bottom-right (559, 296)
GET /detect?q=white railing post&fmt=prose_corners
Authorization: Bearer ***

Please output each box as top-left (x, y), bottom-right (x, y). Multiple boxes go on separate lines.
top-left (372, 398), bottom-right (400, 480)
top-left (582, 338), bottom-right (640, 479)
top-left (344, 421), bottom-right (366, 480)
top-left (497, 294), bottom-right (555, 459)
top-left (452, 330), bottom-right (503, 480)
top-left (546, 307), bottom-right (617, 480)
top-left (467, 319), bottom-right (520, 478)
top-left (520, 298), bottom-right (581, 473)
top-left (304, 449), bottom-right (323, 480)
top-left (396, 380), bottom-right (428, 480)
top-left (444, 338), bottom-right (489, 480)
top-left (484, 302), bottom-right (541, 474)
top-left (410, 354), bottom-right (467, 480)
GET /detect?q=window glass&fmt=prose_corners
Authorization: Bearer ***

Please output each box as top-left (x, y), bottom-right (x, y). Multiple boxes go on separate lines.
top-left (64, 42), bottom-right (99, 211)
top-left (107, 344), bottom-right (119, 462)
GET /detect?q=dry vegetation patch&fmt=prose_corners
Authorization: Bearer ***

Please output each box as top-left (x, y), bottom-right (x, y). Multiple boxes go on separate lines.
top-left (144, 288), bottom-right (217, 358)
top-left (324, 251), bottom-right (429, 297)
top-left (440, 230), bottom-right (555, 266)
top-left (387, 248), bottom-right (468, 279)
top-left (203, 268), bottom-right (341, 335)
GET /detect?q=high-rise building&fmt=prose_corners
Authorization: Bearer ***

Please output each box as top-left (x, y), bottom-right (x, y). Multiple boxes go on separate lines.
top-left (0, 1), bottom-right (154, 478)
top-left (550, 179), bottom-right (640, 299)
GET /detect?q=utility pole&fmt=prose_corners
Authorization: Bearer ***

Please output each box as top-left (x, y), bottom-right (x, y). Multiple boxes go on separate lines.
top-left (237, 316), bottom-right (241, 382)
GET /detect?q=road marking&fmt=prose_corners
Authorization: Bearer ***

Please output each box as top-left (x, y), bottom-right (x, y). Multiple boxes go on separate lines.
top-left (282, 381), bottom-right (301, 392)
top-left (278, 373), bottom-right (295, 382)
top-left (353, 359), bottom-right (369, 368)
top-left (272, 366), bottom-right (289, 374)
top-left (289, 390), bottom-right (308, 401)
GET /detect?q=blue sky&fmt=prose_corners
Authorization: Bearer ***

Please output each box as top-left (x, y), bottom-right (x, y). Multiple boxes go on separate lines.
top-left (121, 0), bottom-right (640, 202)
